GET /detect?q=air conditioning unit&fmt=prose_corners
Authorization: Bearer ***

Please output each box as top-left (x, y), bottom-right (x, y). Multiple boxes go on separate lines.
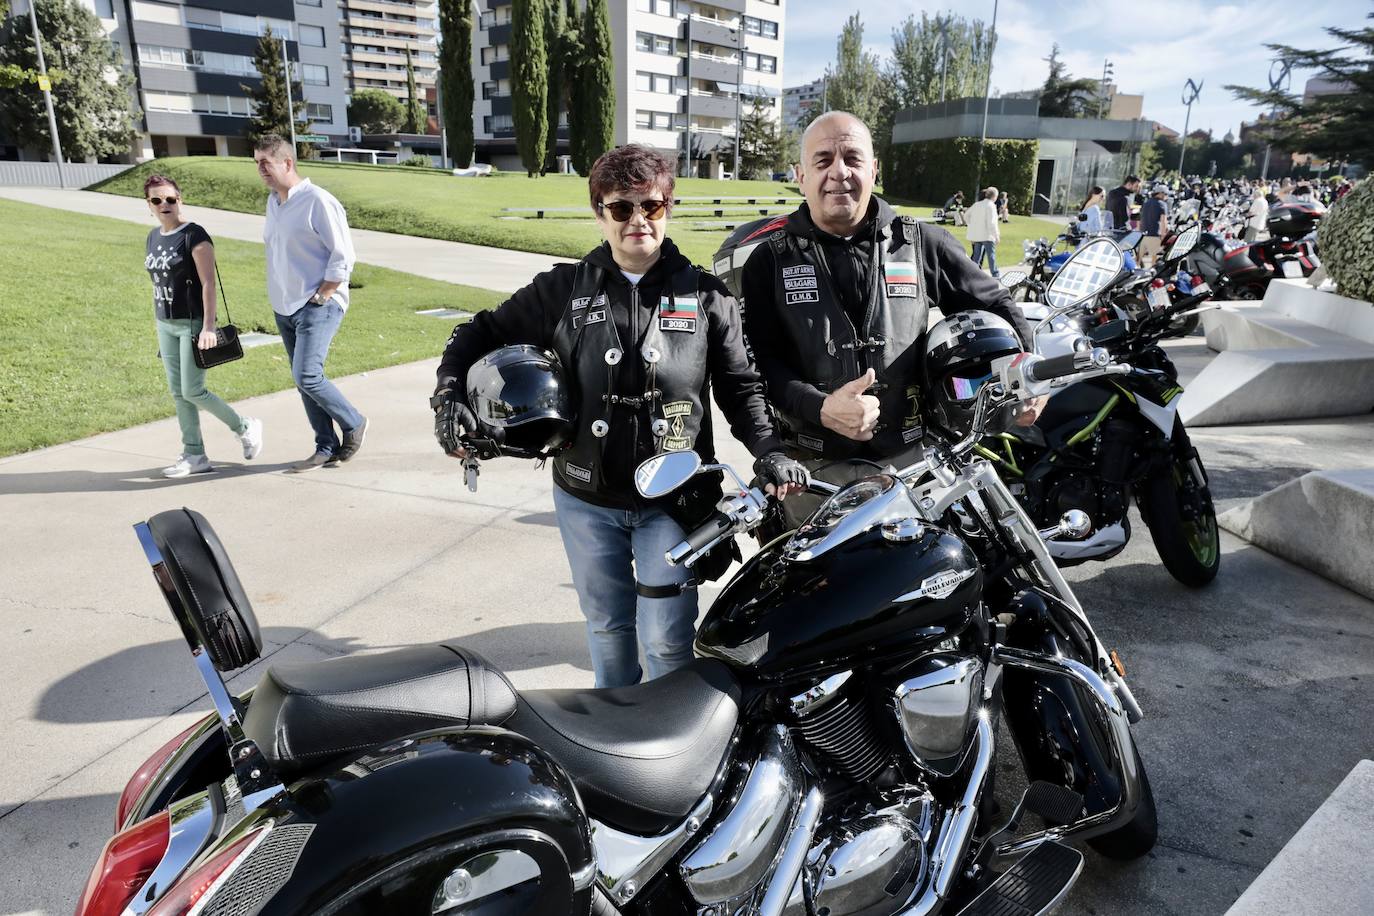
top-left (348, 126), bottom-right (362, 143)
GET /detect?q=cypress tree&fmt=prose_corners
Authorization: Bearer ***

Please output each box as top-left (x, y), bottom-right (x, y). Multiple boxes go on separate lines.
top-left (244, 27), bottom-right (308, 155)
top-left (579, 0), bottom-right (615, 172)
top-left (438, 0), bottom-right (474, 167)
top-left (510, 0), bottom-right (548, 176)
top-left (403, 46), bottom-right (426, 133)
top-left (565, 0), bottom-right (588, 174)
top-left (542, 0), bottom-right (565, 173)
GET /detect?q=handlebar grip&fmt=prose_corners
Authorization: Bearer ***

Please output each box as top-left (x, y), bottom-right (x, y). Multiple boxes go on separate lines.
top-left (1027, 353), bottom-right (1082, 382)
top-left (685, 511), bottom-right (734, 554)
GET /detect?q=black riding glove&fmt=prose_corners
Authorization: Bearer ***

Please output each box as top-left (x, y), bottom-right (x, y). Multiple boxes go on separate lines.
top-left (754, 452), bottom-right (809, 495)
top-left (432, 388), bottom-right (485, 455)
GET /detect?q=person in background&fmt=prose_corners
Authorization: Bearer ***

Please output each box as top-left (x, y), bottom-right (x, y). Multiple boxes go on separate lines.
top-left (143, 174), bottom-right (263, 478)
top-left (253, 133), bottom-right (368, 473)
top-left (996, 191), bottom-right (1010, 223)
top-left (1079, 186), bottom-right (1106, 234)
top-left (1139, 185), bottom-right (1169, 267)
top-left (943, 190), bottom-right (966, 226)
top-left (1105, 176), bottom-right (1140, 234)
top-left (1291, 182), bottom-right (1327, 213)
top-left (966, 186), bottom-right (1001, 277)
top-left (1245, 185), bottom-right (1269, 243)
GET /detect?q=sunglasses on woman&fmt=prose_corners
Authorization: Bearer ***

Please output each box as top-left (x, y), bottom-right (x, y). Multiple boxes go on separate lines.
top-left (148, 196), bottom-right (180, 205)
top-left (597, 199), bottom-right (669, 222)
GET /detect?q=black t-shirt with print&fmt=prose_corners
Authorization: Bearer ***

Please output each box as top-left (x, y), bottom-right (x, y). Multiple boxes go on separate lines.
top-left (145, 222), bottom-right (212, 320)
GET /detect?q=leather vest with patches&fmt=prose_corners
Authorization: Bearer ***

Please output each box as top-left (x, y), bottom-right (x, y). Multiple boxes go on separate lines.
top-left (550, 262), bottom-right (709, 496)
top-left (768, 216), bottom-right (928, 458)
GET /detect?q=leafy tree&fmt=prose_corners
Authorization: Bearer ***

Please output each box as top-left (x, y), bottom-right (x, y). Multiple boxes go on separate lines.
top-left (510, 0), bottom-right (547, 176)
top-left (571, 0), bottom-right (614, 174)
top-left (0, 0), bottom-right (134, 160)
top-left (438, 0), bottom-right (474, 167)
top-left (403, 46), bottom-right (426, 133)
top-left (542, 0), bottom-right (566, 173)
top-left (348, 88), bottom-right (404, 134)
top-left (736, 96), bottom-right (784, 180)
top-left (887, 12), bottom-right (994, 108)
top-left (1038, 44), bottom-right (1099, 118)
top-left (243, 27), bottom-right (309, 155)
top-left (1224, 13), bottom-right (1374, 168)
top-left (820, 13), bottom-right (884, 127)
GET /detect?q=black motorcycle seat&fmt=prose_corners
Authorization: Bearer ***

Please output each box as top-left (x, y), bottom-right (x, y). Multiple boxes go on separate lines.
top-left (508, 659), bottom-right (740, 836)
top-left (242, 641), bottom-right (518, 776)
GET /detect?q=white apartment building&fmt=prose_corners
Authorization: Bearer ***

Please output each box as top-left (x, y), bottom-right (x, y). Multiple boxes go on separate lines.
top-left (471, 0), bottom-right (785, 175)
top-left (782, 76), bottom-right (823, 132)
top-left (342, 0), bottom-right (439, 102)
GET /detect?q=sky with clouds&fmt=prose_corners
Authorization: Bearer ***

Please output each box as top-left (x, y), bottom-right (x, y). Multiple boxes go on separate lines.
top-left (781, 0), bottom-right (1365, 139)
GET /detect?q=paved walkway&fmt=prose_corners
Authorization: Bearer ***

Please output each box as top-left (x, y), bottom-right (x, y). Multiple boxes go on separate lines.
top-left (0, 188), bottom-right (574, 294)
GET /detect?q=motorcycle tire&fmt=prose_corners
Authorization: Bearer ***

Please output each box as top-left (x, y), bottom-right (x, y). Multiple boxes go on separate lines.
top-left (1166, 311), bottom-right (1201, 337)
top-left (1087, 740), bottom-right (1159, 860)
top-left (1140, 422), bottom-right (1220, 587)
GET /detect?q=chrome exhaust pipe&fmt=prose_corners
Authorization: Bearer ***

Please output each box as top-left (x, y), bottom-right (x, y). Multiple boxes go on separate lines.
top-left (758, 787), bottom-right (824, 916)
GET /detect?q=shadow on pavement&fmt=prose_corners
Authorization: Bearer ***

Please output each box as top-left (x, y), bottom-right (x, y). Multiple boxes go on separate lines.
top-left (0, 460), bottom-right (299, 495)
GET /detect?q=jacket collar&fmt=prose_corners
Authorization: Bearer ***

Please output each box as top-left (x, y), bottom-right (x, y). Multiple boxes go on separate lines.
top-left (584, 237), bottom-right (688, 285)
top-left (785, 196), bottom-right (898, 240)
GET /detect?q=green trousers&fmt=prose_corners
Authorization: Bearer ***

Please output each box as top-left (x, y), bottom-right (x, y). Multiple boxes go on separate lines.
top-left (156, 318), bottom-right (245, 456)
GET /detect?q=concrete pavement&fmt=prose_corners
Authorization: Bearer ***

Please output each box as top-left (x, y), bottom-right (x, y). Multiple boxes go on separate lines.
top-left (0, 188), bottom-right (574, 294)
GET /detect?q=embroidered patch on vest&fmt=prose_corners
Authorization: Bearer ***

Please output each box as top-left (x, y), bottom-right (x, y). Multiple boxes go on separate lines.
top-left (573, 308), bottom-right (606, 329)
top-left (885, 261), bottom-right (919, 297)
top-left (797, 434), bottom-right (825, 453)
top-left (658, 295), bottom-right (698, 333)
top-left (902, 426), bottom-right (924, 444)
top-left (786, 289), bottom-right (820, 305)
top-left (661, 400), bottom-right (693, 450)
top-left (571, 296), bottom-right (591, 311)
top-left (781, 264), bottom-right (816, 278)
top-left (784, 277), bottom-right (818, 291)
top-left (565, 463), bottom-right (593, 483)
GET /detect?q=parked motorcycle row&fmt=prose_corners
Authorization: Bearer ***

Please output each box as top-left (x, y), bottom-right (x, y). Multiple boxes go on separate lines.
top-left (78, 222), bottom-right (1243, 915)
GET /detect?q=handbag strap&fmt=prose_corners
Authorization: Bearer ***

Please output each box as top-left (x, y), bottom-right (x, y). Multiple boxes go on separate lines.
top-left (212, 263), bottom-right (233, 326)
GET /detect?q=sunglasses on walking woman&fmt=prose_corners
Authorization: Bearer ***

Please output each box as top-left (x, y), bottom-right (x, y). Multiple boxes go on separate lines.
top-left (148, 196), bottom-right (180, 205)
top-left (597, 199), bottom-right (670, 222)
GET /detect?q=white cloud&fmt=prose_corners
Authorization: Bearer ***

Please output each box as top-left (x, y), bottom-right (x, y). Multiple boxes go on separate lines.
top-left (782, 0), bottom-right (1359, 136)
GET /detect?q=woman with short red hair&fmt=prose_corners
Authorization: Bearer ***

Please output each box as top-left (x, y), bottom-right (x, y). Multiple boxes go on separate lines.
top-left (432, 145), bottom-right (805, 687)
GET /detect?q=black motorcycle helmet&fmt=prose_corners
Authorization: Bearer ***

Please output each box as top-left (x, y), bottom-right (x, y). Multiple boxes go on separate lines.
top-left (922, 310), bottom-right (1024, 437)
top-left (465, 345), bottom-right (574, 457)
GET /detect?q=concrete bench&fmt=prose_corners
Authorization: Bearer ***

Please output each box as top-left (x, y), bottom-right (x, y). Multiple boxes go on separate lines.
top-left (1226, 760), bottom-right (1374, 915)
top-left (1182, 281), bottom-right (1374, 426)
top-left (1219, 468), bottom-right (1374, 601)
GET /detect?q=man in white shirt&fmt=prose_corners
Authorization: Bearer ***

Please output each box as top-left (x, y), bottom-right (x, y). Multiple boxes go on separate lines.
top-left (966, 186), bottom-right (1001, 277)
top-left (1245, 186), bottom-right (1268, 243)
top-left (253, 134), bottom-right (367, 472)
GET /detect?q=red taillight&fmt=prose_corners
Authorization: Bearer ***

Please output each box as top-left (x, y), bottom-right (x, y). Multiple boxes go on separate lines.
top-left (145, 831), bottom-right (261, 916)
top-left (1192, 274), bottom-right (1204, 287)
top-left (115, 717), bottom-right (211, 831)
top-left (1150, 278), bottom-right (1166, 289)
top-left (74, 811), bottom-right (170, 916)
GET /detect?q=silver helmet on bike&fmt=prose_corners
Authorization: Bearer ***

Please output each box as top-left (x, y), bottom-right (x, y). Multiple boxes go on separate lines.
top-left (922, 310), bottom-right (1024, 437)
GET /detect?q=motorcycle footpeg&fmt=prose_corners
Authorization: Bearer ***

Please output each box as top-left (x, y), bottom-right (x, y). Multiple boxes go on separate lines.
top-left (1022, 781), bottom-right (1086, 827)
top-left (955, 841), bottom-right (1085, 916)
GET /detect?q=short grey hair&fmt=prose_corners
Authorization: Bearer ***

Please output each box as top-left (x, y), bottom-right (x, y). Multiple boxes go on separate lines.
top-left (254, 133), bottom-right (294, 160)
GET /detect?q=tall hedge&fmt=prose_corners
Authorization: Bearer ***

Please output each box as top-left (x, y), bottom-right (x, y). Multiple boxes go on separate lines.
top-left (1318, 180), bottom-right (1374, 303)
top-left (438, 0), bottom-right (474, 167)
top-left (885, 137), bottom-right (1038, 214)
top-left (510, 0), bottom-right (548, 176)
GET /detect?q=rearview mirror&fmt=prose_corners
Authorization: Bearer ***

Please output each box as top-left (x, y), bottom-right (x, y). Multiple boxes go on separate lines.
top-left (634, 450), bottom-right (702, 499)
top-left (1166, 224), bottom-right (1201, 261)
top-left (999, 269), bottom-right (1027, 289)
top-left (1117, 230), bottom-right (1142, 250)
top-left (1044, 238), bottom-right (1124, 310)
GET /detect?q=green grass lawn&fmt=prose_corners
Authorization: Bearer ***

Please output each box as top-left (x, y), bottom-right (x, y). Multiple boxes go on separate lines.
top-left (0, 198), bottom-right (505, 457)
top-left (93, 157), bottom-right (1057, 271)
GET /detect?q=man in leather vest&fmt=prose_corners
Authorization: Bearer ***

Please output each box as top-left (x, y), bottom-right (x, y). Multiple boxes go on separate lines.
top-left (739, 111), bottom-right (1042, 477)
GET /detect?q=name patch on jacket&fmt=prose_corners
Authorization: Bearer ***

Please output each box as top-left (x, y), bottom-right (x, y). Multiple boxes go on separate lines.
top-left (573, 308), bottom-right (606, 329)
top-left (884, 261), bottom-right (919, 297)
top-left (659, 295), bottom-right (698, 333)
top-left (565, 463), bottom-right (593, 483)
top-left (662, 401), bottom-right (693, 450)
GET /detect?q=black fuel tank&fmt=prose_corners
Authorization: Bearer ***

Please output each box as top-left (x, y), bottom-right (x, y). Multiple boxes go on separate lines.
top-left (696, 524), bottom-right (981, 681)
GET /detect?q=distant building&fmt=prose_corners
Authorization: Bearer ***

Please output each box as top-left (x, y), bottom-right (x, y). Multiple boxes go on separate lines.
top-left (783, 78), bottom-right (824, 132)
top-left (1302, 76), bottom-right (1353, 104)
top-left (340, 0), bottom-right (438, 102)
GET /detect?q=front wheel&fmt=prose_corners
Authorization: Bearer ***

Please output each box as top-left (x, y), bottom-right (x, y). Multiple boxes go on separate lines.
top-left (1087, 742), bottom-right (1158, 860)
top-left (1140, 423), bottom-right (1220, 586)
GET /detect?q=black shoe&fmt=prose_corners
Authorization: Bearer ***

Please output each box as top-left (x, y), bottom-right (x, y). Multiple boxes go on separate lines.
top-left (335, 417), bottom-right (368, 463)
top-left (286, 451), bottom-right (332, 473)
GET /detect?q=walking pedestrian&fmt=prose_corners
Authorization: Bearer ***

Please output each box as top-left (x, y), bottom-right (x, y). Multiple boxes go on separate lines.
top-left (1079, 186), bottom-right (1106, 234)
top-left (253, 134), bottom-right (368, 472)
top-left (1105, 176), bottom-right (1140, 233)
top-left (143, 175), bottom-right (263, 478)
top-left (966, 186), bottom-right (1001, 277)
top-left (1245, 185), bottom-right (1268, 243)
top-left (1139, 185), bottom-right (1170, 267)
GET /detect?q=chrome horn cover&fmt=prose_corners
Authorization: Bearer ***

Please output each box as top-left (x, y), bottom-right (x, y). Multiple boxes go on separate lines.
top-left (892, 654), bottom-right (984, 777)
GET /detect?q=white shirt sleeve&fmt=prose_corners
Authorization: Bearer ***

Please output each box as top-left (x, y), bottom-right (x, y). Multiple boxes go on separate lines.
top-left (314, 195), bottom-right (355, 283)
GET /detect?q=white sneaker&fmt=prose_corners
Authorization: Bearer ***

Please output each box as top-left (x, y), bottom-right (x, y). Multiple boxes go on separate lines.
top-left (162, 454), bottom-right (213, 478)
top-left (239, 417), bottom-right (264, 460)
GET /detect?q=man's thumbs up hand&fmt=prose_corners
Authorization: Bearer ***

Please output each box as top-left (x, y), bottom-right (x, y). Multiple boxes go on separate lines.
top-left (820, 368), bottom-right (881, 441)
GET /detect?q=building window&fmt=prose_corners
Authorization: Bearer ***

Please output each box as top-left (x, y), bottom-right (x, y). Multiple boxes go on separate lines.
top-left (138, 45), bottom-right (259, 78)
top-left (298, 0), bottom-right (323, 5)
top-left (635, 0), bottom-right (673, 15)
top-left (482, 80), bottom-right (498, 100)
top-left (93, 0), bottom-right (115, 17)
top-left (481, 45), bottom-right (509, 65)
top-left (744, 52), bottom-right (776, 73)
top-left (635, 71), bottom-right (681, 94)
top-left (130, 1), bottom-right (179, 25)
top-left (485, 114), bottom-right (513, 133)
top-left (302, 63), bottom-right (329, 85)
top-left (636, 32), bottom-right (675, 55)
top-left (480, 10), bottom-right (494, 28)
top-left (743, 16), bottom-right (778, 39)
top-left (299, 24), bottom-right (325, 47)
top-left (306, 102), bottom-right (333, 122)
top-left (635, 110), bottom-right (682, 131)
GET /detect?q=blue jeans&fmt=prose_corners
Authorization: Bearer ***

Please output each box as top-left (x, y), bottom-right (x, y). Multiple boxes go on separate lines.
top-left (553, 485), bottom-right (697, 688)
top-left (971, 241), bottom-right (999, 276)
top-left (274, 302), bottom-right (363, 456)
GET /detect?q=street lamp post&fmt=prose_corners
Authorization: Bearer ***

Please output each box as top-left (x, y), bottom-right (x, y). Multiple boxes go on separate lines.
top-left (27, 1), bottom-right (66, 189)
top-left (281, 36), bottom-right (298, 155)
top-left (1178, 78), bottom-right (1202, 177)
top-left (733, 27), bottom-right (743, 181)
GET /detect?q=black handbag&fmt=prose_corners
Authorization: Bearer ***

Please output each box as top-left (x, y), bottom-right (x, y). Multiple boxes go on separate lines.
top-left (192, 265), bottom-right (244, 370)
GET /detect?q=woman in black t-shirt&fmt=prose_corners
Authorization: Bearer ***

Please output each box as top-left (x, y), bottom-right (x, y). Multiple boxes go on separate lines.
top-left (143, 175), bottom-right (263, 478)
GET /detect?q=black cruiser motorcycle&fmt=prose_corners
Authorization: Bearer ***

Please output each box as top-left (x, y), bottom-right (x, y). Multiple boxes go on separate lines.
top-left (990, 235), bottom-right (1220, 586)
top-left (79, 249), bottom-right (1156, 916)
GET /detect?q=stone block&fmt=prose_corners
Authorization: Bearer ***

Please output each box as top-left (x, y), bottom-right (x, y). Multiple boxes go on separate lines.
top-left (1226, 760), bottom-right (1374, 916)
top-left (1179, 347), bottom-right (1374, 426)
top-left (1262, 278), bottom-right (1374, 345)
top-left (1218, 469), bottom-right (1374, 601)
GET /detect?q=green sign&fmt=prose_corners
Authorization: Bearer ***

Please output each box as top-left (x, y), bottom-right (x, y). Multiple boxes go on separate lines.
top-left (298, 134), bottom-right (328, 143)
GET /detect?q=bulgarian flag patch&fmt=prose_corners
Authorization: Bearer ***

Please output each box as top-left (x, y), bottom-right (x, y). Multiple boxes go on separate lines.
top-left (884, 262), bottom-right (918, 285)
top-left (659, 295), bottom-right (698, 319)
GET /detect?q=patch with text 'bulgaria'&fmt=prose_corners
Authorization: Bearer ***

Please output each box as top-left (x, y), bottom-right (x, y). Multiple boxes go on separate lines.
top-left (885, 261), bottom-right (918, 297)
top-left (659, 295), bottom-right (697, 332)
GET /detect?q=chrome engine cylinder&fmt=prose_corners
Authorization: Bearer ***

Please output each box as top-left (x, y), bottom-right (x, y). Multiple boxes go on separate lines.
top-left (680, 726), bottom-right (803, 906)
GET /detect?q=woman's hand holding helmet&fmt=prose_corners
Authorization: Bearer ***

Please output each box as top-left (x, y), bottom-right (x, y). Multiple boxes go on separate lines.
top-left (432, 386), bottom-right (499, 459)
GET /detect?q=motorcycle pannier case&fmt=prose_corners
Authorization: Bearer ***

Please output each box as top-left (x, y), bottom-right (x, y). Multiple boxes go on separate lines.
top-left (1265, 203), bottom-right (1320, 237)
